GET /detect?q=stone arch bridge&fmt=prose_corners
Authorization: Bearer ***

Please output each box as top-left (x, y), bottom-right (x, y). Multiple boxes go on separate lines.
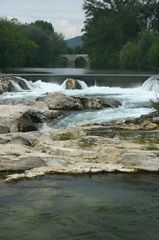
top-left (60, 54), bottom-right (89, 68)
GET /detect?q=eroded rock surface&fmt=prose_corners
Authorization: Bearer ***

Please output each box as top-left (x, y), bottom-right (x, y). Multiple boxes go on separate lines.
top-left (37, 92), bottom-right (121, 110)
top-left (0, 127), bottom-right (158, 182)
top-left (0, 101), bottom-right (63, 133)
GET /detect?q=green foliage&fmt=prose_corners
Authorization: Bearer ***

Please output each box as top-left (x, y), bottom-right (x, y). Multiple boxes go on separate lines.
top-left (120, 42), bottom-right (139, 69)
top-left (147, 38), bottom-right (159, 69)
top-left (52, 132), bottom-right (77, 141)
top-left (83, 0), bottom-right (159, 70)
top-left (75, 57), bottom-right (87, 68)
top-left (78, 137), bottom-right (96, 149)
top-left (0, 18), bottom-right (67, 67)
top-left (137, 30), bottom-right (156, 69)
top-left (120, 30), bottom-right (159, 70)
top-left (0, 18), bottom-right (37, 67)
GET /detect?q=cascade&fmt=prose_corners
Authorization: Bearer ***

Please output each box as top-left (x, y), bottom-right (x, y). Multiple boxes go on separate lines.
top-left (142, 76), bottom-right (159, 92)
top-left (10, 80), bottom-right (23, 91)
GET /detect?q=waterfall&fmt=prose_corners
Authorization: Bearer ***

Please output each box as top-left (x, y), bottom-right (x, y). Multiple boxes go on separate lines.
top-left (76, 80), bottom-right (88, 89)
top-left (142, 76), bottom-right (159, 92)
top-left (10, 80), bottom-right (23, 92)
top-left (15, 77), bottom-right (34, 90)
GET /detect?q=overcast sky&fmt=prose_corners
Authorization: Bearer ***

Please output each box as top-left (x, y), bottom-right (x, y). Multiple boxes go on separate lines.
top-left (0, 0), bottom-right (85, 39)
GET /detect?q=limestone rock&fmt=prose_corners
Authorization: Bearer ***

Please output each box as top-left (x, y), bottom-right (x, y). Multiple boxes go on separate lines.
top-left (0, 124), bottom-right (10, 134)
top-left (0, 101), bottom-right (62, 133)
top-left (0, 126), bottom-right (158, 182)
top-left (64, 78), bottom-right (82, 90)
top-left (18, 109), bottom-right (63, 132)
top-left (37, 92), bottom-right (83, 110)
top-left (37, 92), bottom-right (121, 111)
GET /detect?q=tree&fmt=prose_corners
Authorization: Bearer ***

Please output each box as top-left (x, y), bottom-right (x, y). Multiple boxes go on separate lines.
top-left (25, 21), bottom-right (67, 67)
top-left (0, 18), bottom-right (67, 68)
top-left (83, 0), bottom-right (159, 69)
top-left (137, 29), bottom-right (156, 69)
top-left (119, 42), bottom-right (139, 69)
top-left (0, 18), bottom-right (37, 67)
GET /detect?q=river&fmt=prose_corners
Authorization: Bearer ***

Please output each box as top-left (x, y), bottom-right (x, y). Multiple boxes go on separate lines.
top-left (0, 68), bottom-right (159, 240)
top-left (0, 68), bottom-right (159, 129)
top-left (0, 174), bottom-right (159, 240)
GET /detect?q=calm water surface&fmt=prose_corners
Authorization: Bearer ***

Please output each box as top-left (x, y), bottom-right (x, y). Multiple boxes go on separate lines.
top-left (1, 67), bottom-right (157, 86)
top-left (0, 174), bottom-right (159, 240)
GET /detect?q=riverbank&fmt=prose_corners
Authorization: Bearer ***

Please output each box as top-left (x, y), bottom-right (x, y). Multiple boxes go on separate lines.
top-left (1, 115), bottom-right (159, 182)
top-left (0, 74), bottom-right (158, 182)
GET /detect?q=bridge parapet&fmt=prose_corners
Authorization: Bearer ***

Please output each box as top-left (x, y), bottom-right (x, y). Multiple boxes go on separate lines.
top-left (60, 54), bottom-right (89, 67)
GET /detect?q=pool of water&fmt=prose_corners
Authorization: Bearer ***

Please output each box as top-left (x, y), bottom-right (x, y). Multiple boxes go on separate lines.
top-left (0, 174), bottom-right (159, 240)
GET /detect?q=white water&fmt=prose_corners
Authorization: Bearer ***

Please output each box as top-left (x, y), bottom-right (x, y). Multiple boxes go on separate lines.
top-left (1, 75), bottom-right (159, 128)
top-left (10, 80), bottom-right (23, 92)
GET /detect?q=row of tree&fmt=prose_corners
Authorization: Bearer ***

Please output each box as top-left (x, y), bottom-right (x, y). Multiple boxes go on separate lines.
top-left (0, 18), bottom-right (67, 67)
top-left (83, 0), bottom-right (159, 70)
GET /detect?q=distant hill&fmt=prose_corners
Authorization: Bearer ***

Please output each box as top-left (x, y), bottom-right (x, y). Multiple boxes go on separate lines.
top-left (65, 36), bottom-right (83, 49)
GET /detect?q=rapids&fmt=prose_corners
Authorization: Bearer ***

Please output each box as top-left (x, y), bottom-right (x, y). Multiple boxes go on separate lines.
top-left (1, 75), bottom-right (159, 127)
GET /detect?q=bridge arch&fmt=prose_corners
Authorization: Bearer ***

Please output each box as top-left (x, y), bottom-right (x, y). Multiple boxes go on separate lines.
top-left (60, 54), bottom-right (89, 68)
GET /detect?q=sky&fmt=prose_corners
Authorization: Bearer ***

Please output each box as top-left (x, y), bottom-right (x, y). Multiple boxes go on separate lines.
top-left (0, 0), bottom-right (85, 39)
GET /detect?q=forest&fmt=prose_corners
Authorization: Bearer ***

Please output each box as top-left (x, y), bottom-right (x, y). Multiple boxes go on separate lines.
top-left (0, 18), bottom-right (67, 67)
top-left (83, 0), bottom-right (159, 70)
top-left (1, 0), bottom-right (159, 70)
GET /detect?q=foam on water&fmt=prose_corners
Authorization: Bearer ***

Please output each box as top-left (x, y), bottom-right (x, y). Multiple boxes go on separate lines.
top-left (142, 76), bottom-right (159, 92)
top-left (1, 75), bottom-right (158, 127)
top-left (10, 80), bottom-right (23, 92)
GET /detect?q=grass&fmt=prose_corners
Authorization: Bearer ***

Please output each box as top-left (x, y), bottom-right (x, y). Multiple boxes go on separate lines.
top-left (146, 143), bottom-right (159, 151)
top-left (132, 137), bottom-right (159, 150)
top-left (134, 138), bottom-right (147, 145)
top-left (78, 137), bottom-right (96, 149)
top-left (52, 132), bottom-right (77, 141)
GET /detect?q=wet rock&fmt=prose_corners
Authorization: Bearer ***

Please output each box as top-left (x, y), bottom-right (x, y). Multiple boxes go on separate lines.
top-left (18, 109), bottom-right (63, 132)
top-left (0, 74), bottom-right (30, 94)
top-left (79, 97), bottom-right (121, 109)
top-left (18, 110), bottom-right (43, 132)
top-left (64, 78), bottom-right (82, 90)
top-left (152, 117), bottom-right (159, 124)
top-left (37, 92), bottom-right (83, 110)
top-left (0, 124), bottom-right (10, 134)
top-left (4, 173), bottom-right (26, 183)
top-left (0, 100), bottom-right (62, 133)
top-left (37, 92), bottom-right (121, 111)
top-left (0, 74), bottom-right (11, 94)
